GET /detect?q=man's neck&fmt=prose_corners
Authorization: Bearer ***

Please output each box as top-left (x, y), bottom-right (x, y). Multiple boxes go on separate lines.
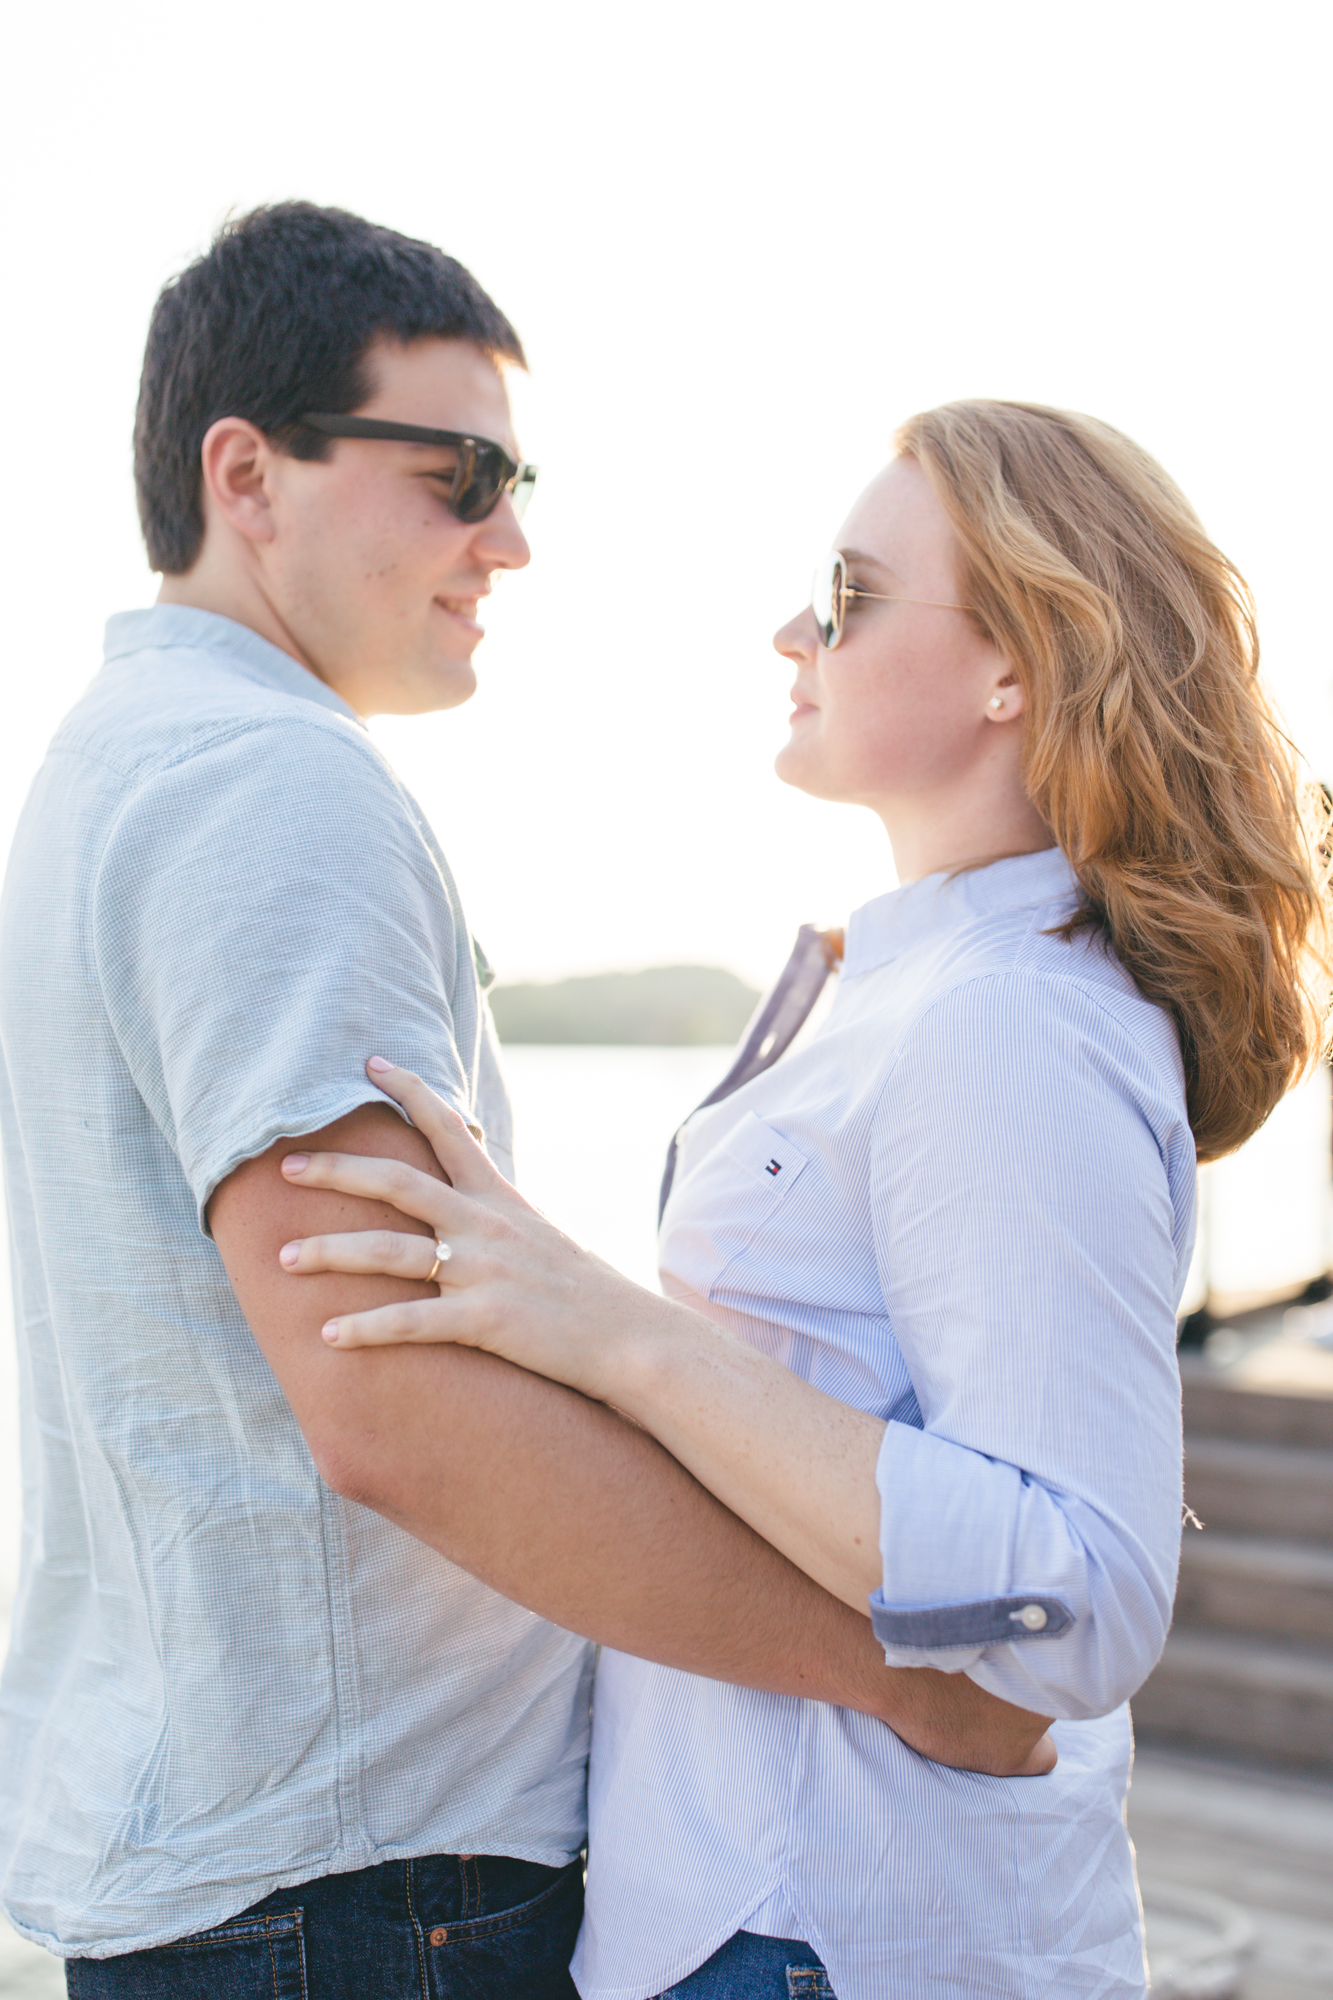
top-left (157, 565), bottom-right (316, 679)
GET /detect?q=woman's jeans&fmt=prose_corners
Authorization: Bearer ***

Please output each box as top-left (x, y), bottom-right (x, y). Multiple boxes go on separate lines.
top-left (64, 1851), bottom-right (583, 1999)
top-left (654, 1930), bottom-right (835, 1998)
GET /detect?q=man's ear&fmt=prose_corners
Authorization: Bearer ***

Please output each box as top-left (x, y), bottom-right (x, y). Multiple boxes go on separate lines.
top-left (198, 417), bottom-right (279, 550)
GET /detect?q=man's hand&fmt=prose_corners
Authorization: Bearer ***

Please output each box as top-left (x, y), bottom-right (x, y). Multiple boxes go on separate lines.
top-left (209, 1102), bottom-right (1054, 1777)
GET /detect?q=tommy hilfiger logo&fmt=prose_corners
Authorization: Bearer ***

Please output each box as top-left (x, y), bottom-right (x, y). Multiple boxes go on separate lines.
top-left (766, 1159), bottom-right (782, 1176)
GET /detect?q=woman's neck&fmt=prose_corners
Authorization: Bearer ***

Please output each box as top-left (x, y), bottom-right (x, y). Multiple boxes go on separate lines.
top-left (880, 792), bottom-right (1056, 884)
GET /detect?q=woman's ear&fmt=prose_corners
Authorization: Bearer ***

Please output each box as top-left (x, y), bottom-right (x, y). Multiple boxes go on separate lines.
top-left (198, 417), bottom-right (279, 550)
top-left (984, 671), bottom-right (1026, 723)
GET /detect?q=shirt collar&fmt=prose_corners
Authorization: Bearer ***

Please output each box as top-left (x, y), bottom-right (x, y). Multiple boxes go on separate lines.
top-left (843, 846), bottom-right (1079, 977)
top-left (102, 606), bottom-right (364, 727)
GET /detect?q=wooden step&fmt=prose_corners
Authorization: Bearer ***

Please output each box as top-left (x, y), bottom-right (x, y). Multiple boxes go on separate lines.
top-left (1175, 1532), bottom-right (1333, 1644)
top-left (1132, 1628), bottom-right (1333, 1772)
top-left (1180, 1357), bottom-right (1333, 1449)
top-left (1183, 1435), bottom-right (1333, 1545)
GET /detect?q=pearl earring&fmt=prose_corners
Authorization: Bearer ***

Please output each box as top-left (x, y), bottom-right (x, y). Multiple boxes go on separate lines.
top-left (988, 696), bottom-right (1004, 711)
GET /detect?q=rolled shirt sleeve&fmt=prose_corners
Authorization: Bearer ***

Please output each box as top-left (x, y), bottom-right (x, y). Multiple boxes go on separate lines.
top-left (90, 710), bottom-right (481, 1226)
top-left (869, 971), bottom-right (1194, 1718)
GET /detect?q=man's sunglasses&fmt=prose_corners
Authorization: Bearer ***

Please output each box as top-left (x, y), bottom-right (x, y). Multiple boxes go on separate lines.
top-left (299, 413), bottom-right (538, 524)
top-left (812, 548), bottom-right (967, 650)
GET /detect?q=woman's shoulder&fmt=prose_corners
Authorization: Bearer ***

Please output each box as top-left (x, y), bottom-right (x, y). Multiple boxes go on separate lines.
top-left (890, 913), bottom-right (1189, 1131)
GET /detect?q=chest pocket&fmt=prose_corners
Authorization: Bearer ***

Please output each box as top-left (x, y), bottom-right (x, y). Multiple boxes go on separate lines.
top-left (720, 1110), bottom-right (810, 1192)
top-left (660, 1109), bottom-right (810, 1301)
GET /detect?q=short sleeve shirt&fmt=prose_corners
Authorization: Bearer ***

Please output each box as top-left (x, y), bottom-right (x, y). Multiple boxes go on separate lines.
top-left (0, 608), bottom-right (593, 1958)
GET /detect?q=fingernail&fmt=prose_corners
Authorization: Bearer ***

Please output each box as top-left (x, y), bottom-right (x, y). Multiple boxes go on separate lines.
top-left (367, 1056), bottom-right (393, 1074)
top-left (278, 1243), bottom-right (300, 1268)
top-left (321, 1321), bottom-right (340, 1343)
top-left (283, 1154), bottom-right (310, 1176)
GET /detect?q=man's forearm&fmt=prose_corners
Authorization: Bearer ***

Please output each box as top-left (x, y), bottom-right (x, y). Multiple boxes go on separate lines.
top-left (309, 1338), bottom-right (1049, 1770)
top-left (325, 1337), bottom-right (876, 1693)
top-left (211, 1109), bottom-right (1052, 1773)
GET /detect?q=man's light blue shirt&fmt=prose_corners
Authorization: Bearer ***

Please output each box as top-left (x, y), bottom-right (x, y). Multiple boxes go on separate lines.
top-left (0, 607), bottom-right (593, 1958)
top-left (577, 847), bottom-right (1194, 2000)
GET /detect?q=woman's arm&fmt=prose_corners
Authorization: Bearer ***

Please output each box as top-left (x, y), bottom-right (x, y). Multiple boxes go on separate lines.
top-left (279, 1066), bottom-right (888, 1613)
top-left (863, 975), bottom-right (1189, 1720)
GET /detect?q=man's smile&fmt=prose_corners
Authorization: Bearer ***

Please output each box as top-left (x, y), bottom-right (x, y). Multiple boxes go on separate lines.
top-left (434, 591), bottom-right (487, 636)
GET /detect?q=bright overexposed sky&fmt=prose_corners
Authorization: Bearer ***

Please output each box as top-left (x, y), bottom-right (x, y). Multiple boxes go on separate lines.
top-left (2, 0), bottom-right (1329, 986)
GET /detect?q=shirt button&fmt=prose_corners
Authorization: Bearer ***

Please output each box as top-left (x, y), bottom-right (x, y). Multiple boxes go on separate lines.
top-left (430, 1928), bottom-right (448, 1946)
top-left (1018, 1603), bottom-right (1048, 1631)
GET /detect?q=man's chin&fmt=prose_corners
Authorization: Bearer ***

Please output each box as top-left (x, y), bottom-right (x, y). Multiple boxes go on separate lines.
top-left (365, 654), bottom-right (479, 718)
top-left (426, 656), bottom-right (479, 712)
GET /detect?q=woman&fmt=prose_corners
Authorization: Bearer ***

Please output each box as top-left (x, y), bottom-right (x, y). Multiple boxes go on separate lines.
top-left (277, 402), bottom-right (1329, 1998)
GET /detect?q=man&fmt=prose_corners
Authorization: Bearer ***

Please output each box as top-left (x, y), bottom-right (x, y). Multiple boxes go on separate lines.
top-left (0, 203), bottom-right (1047, 1997)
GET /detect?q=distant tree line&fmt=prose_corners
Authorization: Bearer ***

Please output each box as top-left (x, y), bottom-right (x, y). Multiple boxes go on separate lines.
top-left (489, 965), bottom-right (761, 1045)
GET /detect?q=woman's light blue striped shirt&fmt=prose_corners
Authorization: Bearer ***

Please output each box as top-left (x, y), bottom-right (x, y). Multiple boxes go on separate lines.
top-left (573, 846), bottom-right (1194, 2000)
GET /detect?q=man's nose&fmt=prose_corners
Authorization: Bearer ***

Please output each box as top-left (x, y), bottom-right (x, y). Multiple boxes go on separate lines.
top-left (773, 606), bottom-right (820, 666)
top-left (474, 498), bottom-right (531, 571)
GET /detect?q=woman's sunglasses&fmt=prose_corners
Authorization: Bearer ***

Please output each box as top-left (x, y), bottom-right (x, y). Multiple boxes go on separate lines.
top-left (812, 548), bottom-right (967, 649)
top-left (299, 413), bottom-right (538, 523)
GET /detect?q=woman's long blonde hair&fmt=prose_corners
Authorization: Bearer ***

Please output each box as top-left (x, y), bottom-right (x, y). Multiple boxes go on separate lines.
top-left (895, 399), bottom-right (1330, 1161)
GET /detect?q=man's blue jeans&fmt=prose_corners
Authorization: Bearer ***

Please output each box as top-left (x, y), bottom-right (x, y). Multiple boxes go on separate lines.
top-left (653, 1930), bottom-right (835, 1998)
top-left (64, 1851), bottom-right (583, 1998)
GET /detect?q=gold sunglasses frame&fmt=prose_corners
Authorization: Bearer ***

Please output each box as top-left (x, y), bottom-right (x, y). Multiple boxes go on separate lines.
top-left (813, 549), bottom-right (967, 649)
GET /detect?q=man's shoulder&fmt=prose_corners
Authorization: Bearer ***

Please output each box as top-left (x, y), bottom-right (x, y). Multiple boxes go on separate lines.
top-left (87, 701), bottom-right (427, 899)
top-left (55, 648), bottom-right (382, 795)
top-left (38, 668), bottom-right (430, 910)
top-left (15, 610), bottom-right (462, 947)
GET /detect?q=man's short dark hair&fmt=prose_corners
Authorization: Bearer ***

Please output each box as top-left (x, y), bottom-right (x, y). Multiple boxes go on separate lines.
top-left (134, 202), bottom-right (526, 574)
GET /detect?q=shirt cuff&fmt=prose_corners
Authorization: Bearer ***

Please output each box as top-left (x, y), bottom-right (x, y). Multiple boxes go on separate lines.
top-left (868, 1591), bottom-right (1075, 1651)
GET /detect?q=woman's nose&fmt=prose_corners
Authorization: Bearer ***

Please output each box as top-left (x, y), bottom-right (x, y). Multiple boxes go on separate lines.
top-left (774, 606), bottom-right (819, 666)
